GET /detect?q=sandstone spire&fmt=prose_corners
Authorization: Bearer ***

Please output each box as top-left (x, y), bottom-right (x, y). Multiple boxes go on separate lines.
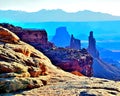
top-left (70, 34), bottom-right (81, 50)
top-left (88, 31), bottom-right (99, 58)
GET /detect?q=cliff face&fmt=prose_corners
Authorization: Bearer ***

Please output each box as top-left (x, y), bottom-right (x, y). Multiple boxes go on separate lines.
top-left (51, 27), bottom-right (70, 47)
top-left (0, 23), bottom-right (54, 50)
top-left (21, 29), bottom-right (47, 44)
top-left (0, 23), bottom-right (93, 77)
top-left (43, 48), bottom-right (93, 76)
top-left (70, 34), bottom-right (81, 50)
top-left (20, 29), bottom-right (54, 50)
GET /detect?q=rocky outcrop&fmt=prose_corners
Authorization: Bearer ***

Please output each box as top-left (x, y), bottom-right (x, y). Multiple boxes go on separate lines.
top-left (0, 27), bottom-right (57, 93)
top-left (3, 23), bottom-right (119, 80)
top-left (70, 34), bottom-right (81, 50)
top-left (0, 23), bottom-right (93, 77)
top-left (0, 26), bottom-right (20, 43)
top-left (0, 23), bottom-right (23, 33)
top-left (0, 26), bottom-right (93, 93)
top-left (20, 29), bottom-right (54, 50)
top-left (43, 47), bottom-right (93, 76)
top-left (0, 23), bottom-right (54, 50)
top-left (88, 31), bottom-right (99, 58)
top-left (51, 27), bottom-right (70, 47)
top-left (21, 29), bottom-right (47, 44)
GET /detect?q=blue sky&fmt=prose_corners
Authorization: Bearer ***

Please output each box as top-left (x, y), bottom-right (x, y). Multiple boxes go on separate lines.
top-left (0, 0), bottom-right (120, 16)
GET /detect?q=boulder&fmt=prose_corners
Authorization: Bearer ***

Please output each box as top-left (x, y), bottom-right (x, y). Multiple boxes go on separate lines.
top-left (0, 27), bottom-right (20, 43)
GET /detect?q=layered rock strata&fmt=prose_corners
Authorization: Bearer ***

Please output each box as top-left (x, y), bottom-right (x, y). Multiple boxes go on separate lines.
top-left (0, 27), bottom-right (56, 93)
top-left (43, 47), bottom-right (93, 76)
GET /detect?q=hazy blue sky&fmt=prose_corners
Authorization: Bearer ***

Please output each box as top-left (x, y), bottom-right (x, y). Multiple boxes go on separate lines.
top-left (0, 0), bottom-right (120, 16)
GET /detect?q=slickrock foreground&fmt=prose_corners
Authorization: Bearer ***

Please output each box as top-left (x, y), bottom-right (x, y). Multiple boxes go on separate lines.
top-left (2, 75), bottom-right (120, 96)
top-left (0, 26), bottom-right (120, 96)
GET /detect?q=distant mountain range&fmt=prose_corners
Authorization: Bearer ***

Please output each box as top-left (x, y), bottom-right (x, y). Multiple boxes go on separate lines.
top-left (0, 9), bottom-right (120, 22)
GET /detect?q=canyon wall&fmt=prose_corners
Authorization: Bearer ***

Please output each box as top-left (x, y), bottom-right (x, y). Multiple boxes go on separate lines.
top-left (0, 23), bottom-right (93, 77)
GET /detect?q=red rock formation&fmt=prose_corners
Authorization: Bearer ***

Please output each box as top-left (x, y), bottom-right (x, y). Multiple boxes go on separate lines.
top-left (20, 29), bottom-right (54, 50)
top-left (21, 29), bottom-right (47, 44)
top-left (71, 71), bottom-right (84, 76)
top-left (57, 59), bottom-right (82, 72)
top-left (44, 48), bottom-right (93, 77)
top-left (0, 23), bottom-right (54, 50)
top-left (0, 23), bottom-right (93, 77)
top-left (28, 67), bottom-right (41, 77)
top-left (0, 26), bottom-right (20, 43)
top-left (12, 47), bottom-right (31, 57)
